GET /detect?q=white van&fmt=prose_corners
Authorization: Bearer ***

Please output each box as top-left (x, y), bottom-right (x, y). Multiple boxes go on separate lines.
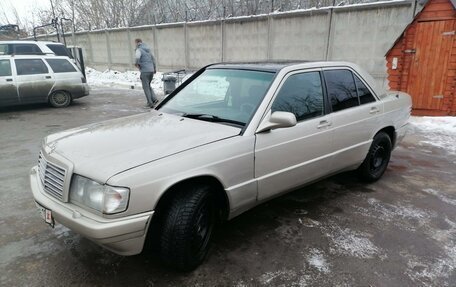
top-left (0, 41), bottom-right (73, 58)
top-left (0, 55), bottom-right (89, 108)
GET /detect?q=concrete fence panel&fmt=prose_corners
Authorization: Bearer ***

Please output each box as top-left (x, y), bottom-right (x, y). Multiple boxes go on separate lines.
top-left (155, 24), bottom-right (186, 70)
top-left (88, 31), bottom-right (109, 68)
top-left (108, 29), bottom-right (132, 67)
top-left (224, 18), bottom-right (269, 62)
top-left (270, 11), bottom-right (329, 61)
top-left (187, 22), bottom-right (222, 68)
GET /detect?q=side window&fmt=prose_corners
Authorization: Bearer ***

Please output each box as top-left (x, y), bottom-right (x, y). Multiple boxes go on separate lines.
top-left (324, 70), bottom-right (359, 112)
top-left (0, 60), bottom-right (12, 77)
top-left (272, 72), bottom-right (324, 121)
top-left (354, 75), bottom-right (376, 104)
top-left (46, 44), bottom-right (73, 58)
top-left (46, 59), bottom-right (77, 73)
top-left (15, 59), bottom-right (49, 75)
top-left (13, 44), bottom-right (42, 54)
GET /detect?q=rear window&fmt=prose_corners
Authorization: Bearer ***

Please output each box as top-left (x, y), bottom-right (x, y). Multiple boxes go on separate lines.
top-left (46, 44), bottom-right (72, 58)
top-left (0, 60), bottom-right (12, 76)
top-left (15, 59), bottom-right (49, 75)
top-left (46, 59), bottom-right (77, 73)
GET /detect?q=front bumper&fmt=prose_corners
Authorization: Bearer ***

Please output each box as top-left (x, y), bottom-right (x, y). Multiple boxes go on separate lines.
top-left (30, 166), bottom-right (153, 256)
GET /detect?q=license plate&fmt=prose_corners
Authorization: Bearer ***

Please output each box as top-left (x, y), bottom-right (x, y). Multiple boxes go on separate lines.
top-left (35, 202), bottom-right (55, 228)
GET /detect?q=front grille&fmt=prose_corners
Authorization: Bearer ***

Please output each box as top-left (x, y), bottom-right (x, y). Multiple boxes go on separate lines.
top-left (38, 152), bottom-right (66, 200)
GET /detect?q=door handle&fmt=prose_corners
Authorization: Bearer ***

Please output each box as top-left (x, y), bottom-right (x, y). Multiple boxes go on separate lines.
top-left (45, 76), bottom-right (52, 79)
top-left (317, 120), bottom-right (332, 129)
top-left (369, 107), bottom-right (380, 114)
top-left (6, 78), bottom-right (13, 82)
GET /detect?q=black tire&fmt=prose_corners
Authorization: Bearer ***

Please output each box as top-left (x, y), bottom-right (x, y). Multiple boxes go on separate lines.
top-left (49, 91), bottom-right (71, 108)
top-left (159, 185), bottom-right (215, 271)
top-left (358, 131), bottom-right (392, 182)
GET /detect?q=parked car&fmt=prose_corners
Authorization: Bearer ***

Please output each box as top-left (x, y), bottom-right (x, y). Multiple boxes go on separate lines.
top-left (30, 61), bottom-right (412, 270)
top-left (0, 40), bottom-right (73, 58)
top-left (0, 55), bottom-right (89, 108)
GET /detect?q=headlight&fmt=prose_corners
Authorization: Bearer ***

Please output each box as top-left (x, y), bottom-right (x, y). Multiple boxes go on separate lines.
top-left (69, 175), bottom-right (130, 214)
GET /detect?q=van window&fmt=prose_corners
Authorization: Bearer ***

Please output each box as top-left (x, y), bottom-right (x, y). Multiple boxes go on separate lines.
top-left (15, 59), bottom-right (49, 75)
top-left (0, 44), bottom-right (7, 55)
top-left (46, 59), bottom-right (77, 73)
top-left (0, 60), bottom-right (12, 76)
top-left (0, 44), bottom-right (42, 55)
top-left (46, 44), bottom-right (72, 58)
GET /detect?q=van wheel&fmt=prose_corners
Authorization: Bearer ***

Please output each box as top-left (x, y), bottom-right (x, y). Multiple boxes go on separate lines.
top-left (159, 185), bottom-right (215, 271)
top-left (358, 131), bottom-right (392, 182)
top-left (49, 91), bottom-right (71, 108)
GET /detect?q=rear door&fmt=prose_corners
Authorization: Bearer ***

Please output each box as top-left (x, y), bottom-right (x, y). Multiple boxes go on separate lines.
top-left (323, 68), bottom-right (382, 172)
top-left (15, 59), bottom-right (55, 104)
top-left (45, 58), bottom-right (84, 97)
top-left (255, 70), bottom-right (334, 201)
top-left (0, 59), bottom-right (19, 107)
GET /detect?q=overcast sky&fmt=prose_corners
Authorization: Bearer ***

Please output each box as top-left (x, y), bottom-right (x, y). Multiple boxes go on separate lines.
top-left (0, 0), bottom-right (50, 24)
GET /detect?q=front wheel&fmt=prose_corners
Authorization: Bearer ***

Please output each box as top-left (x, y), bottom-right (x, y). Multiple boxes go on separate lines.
top-left (358, 131), bottom-right (392, 182)
top-left (159, 185), bottom-right (216, 271)
top-left (49, 91), bottom-right (71, 108)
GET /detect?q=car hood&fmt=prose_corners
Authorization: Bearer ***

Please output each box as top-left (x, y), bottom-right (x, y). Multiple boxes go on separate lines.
top-left (44, 111), bottom-right (241, 182)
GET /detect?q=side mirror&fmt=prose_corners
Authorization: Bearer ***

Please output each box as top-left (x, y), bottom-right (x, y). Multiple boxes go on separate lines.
top-left (256, 111), bottom-right (297, 133)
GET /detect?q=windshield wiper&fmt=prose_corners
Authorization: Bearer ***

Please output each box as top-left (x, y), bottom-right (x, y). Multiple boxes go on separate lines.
top-left (182, 113), bottom-right (245, 126)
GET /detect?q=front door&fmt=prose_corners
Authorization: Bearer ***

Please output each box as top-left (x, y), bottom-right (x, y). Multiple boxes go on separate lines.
top-left (407, 20), bottom-right (455, 111)
top-left (0, 59), bottom-right (19, 107)
top-left (255, 70), bottom-right (334, 201)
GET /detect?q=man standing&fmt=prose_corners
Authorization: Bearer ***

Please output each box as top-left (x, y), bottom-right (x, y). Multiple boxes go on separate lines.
top-left (135, 38), bottom-right (158, 107)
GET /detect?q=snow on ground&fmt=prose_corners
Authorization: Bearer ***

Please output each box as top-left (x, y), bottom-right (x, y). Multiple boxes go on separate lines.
top-left (409, 116), bottom-right (456, 155)
top-left (85, 67), bottom-right (192, 99)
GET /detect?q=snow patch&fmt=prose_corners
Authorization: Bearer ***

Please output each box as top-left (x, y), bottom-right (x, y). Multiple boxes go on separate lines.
top-left (422, 188), bottom-right (456, 206)
top-left (409, 116), bottom-right (456, 155)
top-left (85, 67), bottom-right (192, 100)
top-left (259, 270), bottom-right (296, 285)
top-left (364, 198), bottom-right (435, 222)
top-left (326, 226), bottom-right (380, 259)
top-left (307, 249), bottom-right (330, 274)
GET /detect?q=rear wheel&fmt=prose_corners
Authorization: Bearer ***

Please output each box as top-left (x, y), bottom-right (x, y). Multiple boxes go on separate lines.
top-left (358, 131), bottom-right (392, 182)
top-left (158, 185), bottom-right (215, 271)
top-left (49, 91), bottom-right (71, 108)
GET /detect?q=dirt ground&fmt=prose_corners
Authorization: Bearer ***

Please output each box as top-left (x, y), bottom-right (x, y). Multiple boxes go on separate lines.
top-left (1, 87), bottom-right (455, 286)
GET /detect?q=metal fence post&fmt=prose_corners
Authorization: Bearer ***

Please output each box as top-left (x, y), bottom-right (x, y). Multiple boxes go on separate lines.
top-left (152, 25), bottom-right (159, 71)
top-left (105, 30), bottom-right (113, 69)
top-left (221, 7), bottom-right (226, 62)
top-left (325, 4), bottom-right (335, 61)
top-left (126, 28), bottom-right (134, 66)
top-left (267, 14), bottom-right (274, 60)
top-left (86, 31), bottom-right (94, 65)
top-left (184, 13), bottom-right (190, 69)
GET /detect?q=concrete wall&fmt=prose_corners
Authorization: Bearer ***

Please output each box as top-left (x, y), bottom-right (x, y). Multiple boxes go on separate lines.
top-left (36, 0), bottom-right (415, 89)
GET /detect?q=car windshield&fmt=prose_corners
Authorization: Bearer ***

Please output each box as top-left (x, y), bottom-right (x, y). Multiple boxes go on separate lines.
top-left (160, 68), bottom-right (275, 127)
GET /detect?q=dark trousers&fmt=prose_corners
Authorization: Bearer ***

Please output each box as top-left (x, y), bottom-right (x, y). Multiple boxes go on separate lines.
top-left (140, 72), bottom-right (157, 105)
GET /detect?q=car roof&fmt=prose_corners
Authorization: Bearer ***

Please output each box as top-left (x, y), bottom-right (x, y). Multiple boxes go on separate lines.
top-left (0, 54), bottom-right (73, 60)
top-left (208, 61), bottom-right (361, 73)
top-left (0, 40), bottom-right (64, 45)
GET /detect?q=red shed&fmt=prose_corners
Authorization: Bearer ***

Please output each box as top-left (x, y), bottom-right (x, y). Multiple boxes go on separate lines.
top-left (386, 0), bottom-right (456, 116)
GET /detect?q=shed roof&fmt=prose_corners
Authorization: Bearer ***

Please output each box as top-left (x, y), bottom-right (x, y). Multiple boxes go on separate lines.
top-left (385, 0), bottom-right (456, 56)
top-left (419, 0), bottom-right (456, 8)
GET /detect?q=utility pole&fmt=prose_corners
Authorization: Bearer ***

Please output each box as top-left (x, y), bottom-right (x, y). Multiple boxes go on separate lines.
top-left (49, 0), bottom-right (60, 42)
